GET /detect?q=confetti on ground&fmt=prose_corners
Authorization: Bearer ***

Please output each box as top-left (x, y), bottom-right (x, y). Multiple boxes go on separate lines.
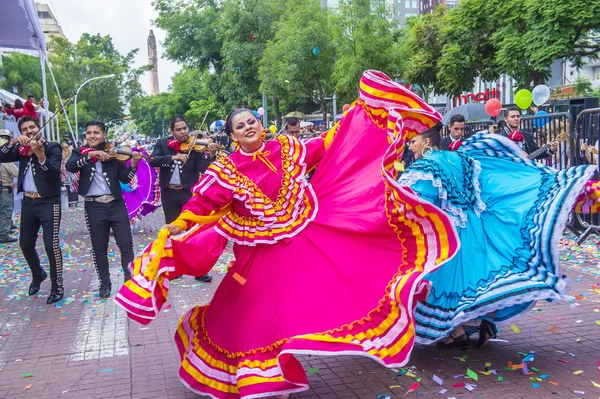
top-left (406, 382), bottom-right (420, 394)
top-left (510, 325), bottom-right (520, 333)
top-left (21, 373), bottom-right (33, 378)
top-left (306, 368), bottom-right (319, 374)
top-left (466, 369), bottom-right (479, 381)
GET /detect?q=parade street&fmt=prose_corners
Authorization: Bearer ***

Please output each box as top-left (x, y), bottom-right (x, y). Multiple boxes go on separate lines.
top-left (0, 207), bottom-right (599, 399)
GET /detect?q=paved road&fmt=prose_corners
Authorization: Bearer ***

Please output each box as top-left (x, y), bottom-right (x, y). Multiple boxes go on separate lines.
top-left (0, 205), bottom-right (599, 398)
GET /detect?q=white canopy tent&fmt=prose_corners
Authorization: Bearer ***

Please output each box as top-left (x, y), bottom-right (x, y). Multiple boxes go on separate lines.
top-left (0, 0), bottom-right (74, 142)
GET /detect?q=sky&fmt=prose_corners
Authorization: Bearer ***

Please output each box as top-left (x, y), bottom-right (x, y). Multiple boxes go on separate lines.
top-left (46, 0), bottom-right (181, 94)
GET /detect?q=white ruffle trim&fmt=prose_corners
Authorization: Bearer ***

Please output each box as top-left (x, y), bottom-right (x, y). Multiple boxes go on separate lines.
top-left (398, 163), bottom-right (486, 229)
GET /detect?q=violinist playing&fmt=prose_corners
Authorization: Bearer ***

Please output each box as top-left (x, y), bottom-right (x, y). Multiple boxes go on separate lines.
top-left (66, 120), bottom-right (142, 298)
top-left (0, 116), bottom-right (65, 304)
top-left (150, 115), bottom-right (218, 282)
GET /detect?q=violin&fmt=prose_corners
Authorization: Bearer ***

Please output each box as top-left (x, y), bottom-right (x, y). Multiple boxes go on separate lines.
top-left (179, 136), bottom-right (225, 153)
top-left (26, 131), bottom-right (46, 156)
top-left (103, 143), bottom-right (148, 162)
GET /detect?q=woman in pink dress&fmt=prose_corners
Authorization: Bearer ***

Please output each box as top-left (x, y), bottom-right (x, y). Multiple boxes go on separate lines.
top-left (116, 70), bottom-right (459, 398)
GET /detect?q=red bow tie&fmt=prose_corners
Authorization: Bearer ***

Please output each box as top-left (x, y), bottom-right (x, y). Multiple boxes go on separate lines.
top-left (18, 146), bottom-right (31, 157)
top-left (448, 141), bottom-right (463, 151)
top-left (167, 139), bottom-right (182, 153)
top-left (508, 131), bottom-right (524, 143)
top-left (80, 146), bottom-right (99, 162)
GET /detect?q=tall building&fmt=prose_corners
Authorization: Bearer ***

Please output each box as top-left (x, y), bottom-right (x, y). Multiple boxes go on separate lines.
top-left (419, 0), bottom-right (460, 14)
top-left (147, 30), bottom-right (159, 95)
top-left (320, 0), bottom-right (418, 26)
top-left (35, 1), bottom-right (66, 43)
top-left (398, 0), bottom-right (420, 25)
top-left (320, 0), bottom-right (341, 8)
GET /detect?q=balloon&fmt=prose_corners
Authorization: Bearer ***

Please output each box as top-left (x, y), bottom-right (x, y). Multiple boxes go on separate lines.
top-left (515, 89), bottom-right (533, 110)
top-left (257, 107), bottom-right (264, 117)
top-left (485, 98), bottom-right (502, 117)
top-left (342, 104), bottom-right (351, 112)
top-left (312, 46), bottom-right (320, 56)
top-left (532, 85), bottom-right (550, 106)
top-left (533, 110), bottom-right (549, 128)
top-left (269, 125), bottom-right (277, 134)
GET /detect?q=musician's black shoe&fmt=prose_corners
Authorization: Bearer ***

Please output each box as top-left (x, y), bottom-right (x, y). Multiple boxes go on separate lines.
top-left (195, 274), bottom-right (213, 283)
top-left (99, 286), bottom-right (111, 298)
top-left (28, 272), bottom-right (48, 296)
top-left (46, 290), bottom-right (64, 304)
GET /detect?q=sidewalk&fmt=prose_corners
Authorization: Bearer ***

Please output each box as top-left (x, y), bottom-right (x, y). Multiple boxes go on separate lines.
top-left (0, 208), bottom-right (599, 399)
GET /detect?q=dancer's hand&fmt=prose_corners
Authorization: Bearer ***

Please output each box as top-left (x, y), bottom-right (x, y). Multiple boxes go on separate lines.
top-left (163, 224), bottom-right (182, 235)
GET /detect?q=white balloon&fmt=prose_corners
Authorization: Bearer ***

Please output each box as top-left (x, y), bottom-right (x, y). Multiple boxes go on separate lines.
top-left (532, 85), bottom-right (551, 106)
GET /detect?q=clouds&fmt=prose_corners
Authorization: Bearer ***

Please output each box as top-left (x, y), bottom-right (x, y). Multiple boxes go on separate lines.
top-left (49, 0), bottom-right (180, 94)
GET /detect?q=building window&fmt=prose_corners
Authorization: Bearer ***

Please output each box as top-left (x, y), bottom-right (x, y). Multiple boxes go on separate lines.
top-left (412, 0), bottom-right (418, 8)
top-left (592, 66), bottom-right (600, 80)
top-left (38, 11), bottom-right (52, 19)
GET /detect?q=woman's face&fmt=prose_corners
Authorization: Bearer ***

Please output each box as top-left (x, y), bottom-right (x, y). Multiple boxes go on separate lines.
top-left (408, 135), bottom-right (430, 160)
top-left (230, 111), bottom-right (263, 152)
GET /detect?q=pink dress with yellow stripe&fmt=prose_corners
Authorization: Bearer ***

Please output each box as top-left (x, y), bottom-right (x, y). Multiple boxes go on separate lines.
top-left (116, 70), bottom-right (459, 398)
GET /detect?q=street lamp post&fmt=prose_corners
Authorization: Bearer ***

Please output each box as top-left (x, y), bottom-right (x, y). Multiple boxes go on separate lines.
top-left (74, 74), bottom-right (116, 138)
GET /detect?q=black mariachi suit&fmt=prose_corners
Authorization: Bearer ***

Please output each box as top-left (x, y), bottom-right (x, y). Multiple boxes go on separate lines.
top-left (440, 136), bottom-right (454, 151)
top-left (150, 137), bottom-right (213, 224)
top-left (0, 141), bottom-right (64, 293)
top-left (66, 144), bottom-right (136, 289)
top-left (500, 128), bottom-right (551, 160)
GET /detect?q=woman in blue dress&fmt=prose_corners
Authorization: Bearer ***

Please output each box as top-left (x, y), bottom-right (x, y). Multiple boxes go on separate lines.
top-left (398, 125), bottom-right (595, 349)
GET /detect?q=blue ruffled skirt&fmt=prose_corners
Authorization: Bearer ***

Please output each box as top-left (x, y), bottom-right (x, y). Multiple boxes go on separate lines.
top-left (398, 134), bottom-right (595, 344)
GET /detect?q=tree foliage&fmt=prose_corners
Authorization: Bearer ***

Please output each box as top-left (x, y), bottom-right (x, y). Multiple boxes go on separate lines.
top-left (404, 0), bottom-right (600, 95)
top-left (331, 0), bottom-right (405, 101)
top-left (0, 53), bottom-right (43, 99)
top-left (259, 0), bottom-right (335, 125)
top-left (0, 34), bottom-right (146, 139)
top-left (49, 34), bottom-right (148, 126)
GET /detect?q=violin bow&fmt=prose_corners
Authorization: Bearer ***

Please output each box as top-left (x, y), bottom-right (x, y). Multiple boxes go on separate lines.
top-left (186, 111), bottom-right (210, 157)
top-left (29, 94), bottom-right (76, 143)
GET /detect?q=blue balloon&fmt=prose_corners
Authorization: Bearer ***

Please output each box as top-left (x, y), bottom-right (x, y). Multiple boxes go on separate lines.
top-left (533, 110), bottom-right (549, 128)
top-left (312, 46), bottom-right (320, 56)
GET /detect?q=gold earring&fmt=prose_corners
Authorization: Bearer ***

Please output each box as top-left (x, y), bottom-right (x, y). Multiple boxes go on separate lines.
top-left (422, 145), bottom-right (433, 158)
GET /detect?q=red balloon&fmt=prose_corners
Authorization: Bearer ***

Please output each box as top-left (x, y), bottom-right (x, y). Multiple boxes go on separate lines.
top-left (485, 99), bottom-right (502, 117)
top-left (342, 104), bottom-right (351, 112)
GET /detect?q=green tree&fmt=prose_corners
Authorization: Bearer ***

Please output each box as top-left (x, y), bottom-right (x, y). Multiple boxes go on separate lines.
top-left (573, 76), bottom-right (593, 96)
top-left (435, 1), bottom-right (499, 96)
top-left (330, 0), bottom-right (406, 101)
top-left (259, 0), bottom-right (335, 127)
top-left (48, 34), bottom-right (148, 134)
top-left (0, 53), bottom-right (43, 99)
top-left (130, 68), bottom-right (227, 136)
top-left (218, 0), bottom-right (284, 111)
top-left (154, 0), bottom-right (224, 72)
top-left (130, 93), bottom-right (174, 136)
top-left (401, 7), bottom-right (446, 99)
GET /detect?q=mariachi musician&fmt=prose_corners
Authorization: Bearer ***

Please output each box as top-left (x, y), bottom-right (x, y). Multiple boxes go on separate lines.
top-left (150, 116), bottom-right (218, 282)
top-left (0, 116), bottom-right (64, 304)
top-left (66, 120), bottom-right (142, 298)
